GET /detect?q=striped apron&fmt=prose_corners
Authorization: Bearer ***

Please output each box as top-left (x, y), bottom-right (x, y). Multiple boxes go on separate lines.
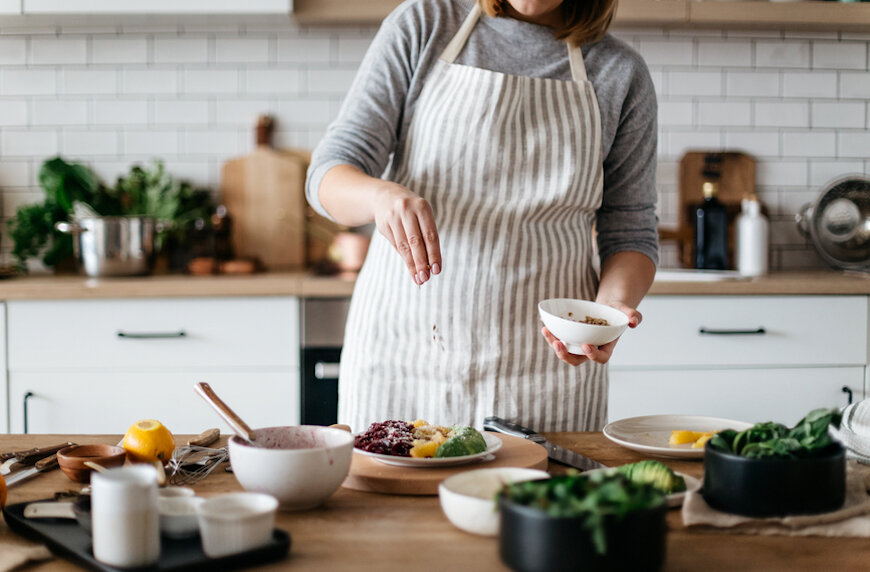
top-left (339, 4), bottom-right (606, 433)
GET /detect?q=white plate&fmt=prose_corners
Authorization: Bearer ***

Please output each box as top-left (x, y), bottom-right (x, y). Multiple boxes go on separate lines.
top-left (353, 433), bottom-right (503, 468)
top-left (603, 415), bottom-right (753, 459)
top-left (587, 468), bottom-right (701, 507)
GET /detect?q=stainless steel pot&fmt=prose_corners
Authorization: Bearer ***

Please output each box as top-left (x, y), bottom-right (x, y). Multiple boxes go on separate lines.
top-left (55, 216), bottom-right (159, 277)
top-left (796, 175), bottom-right (870, 271)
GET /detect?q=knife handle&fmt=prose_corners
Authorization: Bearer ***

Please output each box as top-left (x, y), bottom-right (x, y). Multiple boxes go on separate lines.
top-left (35, 454), bottom-right (59, 472)
top-left (483, 416), bottom-right (541, 439)
top-left (15, 442), bottom-right (74, 465)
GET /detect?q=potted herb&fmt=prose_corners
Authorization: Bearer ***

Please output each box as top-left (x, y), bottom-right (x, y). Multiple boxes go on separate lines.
top-left (498, 471), bottom-right (667, 572)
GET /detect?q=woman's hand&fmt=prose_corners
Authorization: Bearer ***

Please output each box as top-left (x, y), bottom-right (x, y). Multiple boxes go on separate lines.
top-left (373, 183), bottom-right (442, 285)
top-left (541, 301), bottom-right (642, 366)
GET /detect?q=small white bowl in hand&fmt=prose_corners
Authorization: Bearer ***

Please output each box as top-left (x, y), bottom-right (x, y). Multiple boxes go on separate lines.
top-left (197, 492), bottom-right (278, 558)
top-left (439, 467), bottom-right (549, 536)
top-left (538, 298), bottom-right (629, 354)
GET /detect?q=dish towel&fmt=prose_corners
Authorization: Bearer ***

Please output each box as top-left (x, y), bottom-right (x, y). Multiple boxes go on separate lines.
top-left (0, 519), bottom-right (53, 572)
top-left (682, 462), bottom-right (870, 537)
top-left (830, 399), bottom-right (870, 463)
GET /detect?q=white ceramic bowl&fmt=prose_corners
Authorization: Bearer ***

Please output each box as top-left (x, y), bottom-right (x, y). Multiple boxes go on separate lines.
top-left (538, 298), bottom-right (629, 353)
top-left (228, 426), bottom-right (354, 511)
top-left (438, 467), bottom-right (550, 536)
top-left (158, 486), bottom-right (195, 499)
top-left (197, 492), bottom-right (277, 558)
top-left (159, 496), bottom-right (204, 539)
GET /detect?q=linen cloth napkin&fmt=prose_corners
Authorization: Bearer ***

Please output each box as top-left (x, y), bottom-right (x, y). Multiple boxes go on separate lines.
top-left (682, 462), bottom-right (870, 537)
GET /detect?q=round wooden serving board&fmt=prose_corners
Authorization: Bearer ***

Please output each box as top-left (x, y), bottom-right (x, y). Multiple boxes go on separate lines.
top-left (341, 433), bottom-right (548, 496)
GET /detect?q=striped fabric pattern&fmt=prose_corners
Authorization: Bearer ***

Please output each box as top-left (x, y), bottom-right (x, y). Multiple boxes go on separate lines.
top-left (339, 7), bottom-right (606, 433)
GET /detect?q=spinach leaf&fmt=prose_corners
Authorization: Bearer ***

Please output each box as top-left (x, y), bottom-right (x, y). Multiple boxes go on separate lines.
top-left (709, 408), bottom-right (841, 460)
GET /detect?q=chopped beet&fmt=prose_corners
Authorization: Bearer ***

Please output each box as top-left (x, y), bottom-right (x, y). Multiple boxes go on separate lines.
top-left (354, 420), bottom-right (414, 457)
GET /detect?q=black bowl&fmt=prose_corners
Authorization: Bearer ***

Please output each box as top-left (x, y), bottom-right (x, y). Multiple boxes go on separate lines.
top-left (498, 496), bottom-right (667, 572)
top-left (703, 442), bottom-right (846, 518)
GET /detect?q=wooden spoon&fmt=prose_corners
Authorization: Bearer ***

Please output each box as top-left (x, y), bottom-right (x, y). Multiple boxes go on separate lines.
top-left (194, 382), bottom-right (262, 448)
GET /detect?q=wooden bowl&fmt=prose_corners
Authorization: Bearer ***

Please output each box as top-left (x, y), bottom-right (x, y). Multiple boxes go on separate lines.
top-left (57, 444), bottom-right (127, 483)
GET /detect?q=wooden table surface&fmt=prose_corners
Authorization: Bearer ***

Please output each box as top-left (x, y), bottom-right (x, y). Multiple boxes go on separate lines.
top-left (2, 432), bottom-right (868, 571)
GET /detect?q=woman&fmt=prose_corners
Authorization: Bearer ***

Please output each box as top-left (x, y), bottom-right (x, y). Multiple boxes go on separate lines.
top-left (306, 0), bottom-right (658, 432)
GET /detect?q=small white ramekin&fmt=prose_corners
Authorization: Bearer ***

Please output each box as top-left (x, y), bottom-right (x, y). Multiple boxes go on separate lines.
top-left (197, 492), bottom-right (278, 557)
top-left (159, 496), bottom-right (204, 539)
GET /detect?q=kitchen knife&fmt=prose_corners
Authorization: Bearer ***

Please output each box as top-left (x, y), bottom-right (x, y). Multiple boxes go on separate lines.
top-left (1, 442), bottom-right (74, 476)
top-left (4, 454), bottom-right (60, 487)
top-left (483, 416), bottom-right (607, 471)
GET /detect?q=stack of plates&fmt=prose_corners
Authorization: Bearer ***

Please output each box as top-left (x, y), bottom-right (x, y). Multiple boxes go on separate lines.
top-left (830, 400), bottom-right (870, 463)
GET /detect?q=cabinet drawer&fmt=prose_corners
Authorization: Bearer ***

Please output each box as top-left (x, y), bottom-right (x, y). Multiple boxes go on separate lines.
top-left (610, 296), bottom-right (868, 368)
top-left (608, 367), bottom-right (864, 426)
top-left (8, 297), bottom-right (299, 370)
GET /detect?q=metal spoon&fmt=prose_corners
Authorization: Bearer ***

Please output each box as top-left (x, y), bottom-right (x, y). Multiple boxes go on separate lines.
top-left (194, 382), bottom-right (262, 448)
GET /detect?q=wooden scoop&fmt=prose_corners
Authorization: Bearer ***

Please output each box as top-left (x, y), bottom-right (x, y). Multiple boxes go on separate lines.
top-left (194, 382), bottom-right (262, 448)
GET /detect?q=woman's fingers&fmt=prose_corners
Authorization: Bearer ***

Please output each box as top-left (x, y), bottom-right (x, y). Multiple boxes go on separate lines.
top-left (541, 327), bottom-right (587, 366)
top-left (417, 202), bottom-right (442, 276)
top-left (388, 220), bottom-right (421, 284)
top-left (400, 210), bottom-right (431, 284)
top-left (373, 187), bottom-right (442, 286)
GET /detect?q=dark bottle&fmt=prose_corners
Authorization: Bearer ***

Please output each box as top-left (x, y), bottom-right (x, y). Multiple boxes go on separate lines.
top-left (694, 181), bottom-right (728, 270)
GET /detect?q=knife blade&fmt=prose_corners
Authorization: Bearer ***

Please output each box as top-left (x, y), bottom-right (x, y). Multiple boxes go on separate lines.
top-left (4, 454), bottom-right (60, 487)
top-left (483, 416), bottom-right (607, 471)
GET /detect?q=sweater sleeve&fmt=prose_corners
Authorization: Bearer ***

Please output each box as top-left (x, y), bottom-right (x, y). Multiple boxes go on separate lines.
top-left (595, 60), bottom-right (660, 267)
top-left (305, 3), bottom-right (423, 220)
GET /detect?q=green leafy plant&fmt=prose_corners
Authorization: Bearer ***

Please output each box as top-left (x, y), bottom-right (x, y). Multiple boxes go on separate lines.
top-left (8, 156), bottom-right (214, 272)
top-left (709, 408), bottom-right (842, 460)
top-left (500, 471), bottom-right (664, 555)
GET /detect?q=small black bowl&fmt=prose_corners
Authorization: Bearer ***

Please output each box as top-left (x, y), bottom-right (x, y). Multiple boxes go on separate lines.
top-left (703, 442), bottom-right (846, 518)
top-left (498, 496), bottom-right (667, 572)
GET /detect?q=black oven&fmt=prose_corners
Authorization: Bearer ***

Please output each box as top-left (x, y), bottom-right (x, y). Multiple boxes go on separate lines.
top-left (300, 298), bottom-right (350, 426)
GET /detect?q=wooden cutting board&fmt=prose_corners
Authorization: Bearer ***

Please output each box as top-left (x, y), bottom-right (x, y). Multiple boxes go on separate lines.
top-left (659, 150), bottom-right (757, 269)
top-left (341, 433), bottom-right (549, 496)
top-left (221, 116), bottom-right (310, 270)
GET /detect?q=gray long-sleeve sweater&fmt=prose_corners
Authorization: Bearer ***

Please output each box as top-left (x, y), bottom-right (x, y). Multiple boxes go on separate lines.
top-left (306, 0), bottom-right (659, 265)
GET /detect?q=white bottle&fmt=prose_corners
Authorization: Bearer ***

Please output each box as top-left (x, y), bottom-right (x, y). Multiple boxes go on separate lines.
top-left (736, 196), bottom-right (769, 277)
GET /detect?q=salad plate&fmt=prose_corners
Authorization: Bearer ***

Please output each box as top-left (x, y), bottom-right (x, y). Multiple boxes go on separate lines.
top-left (353, 433), bottom-right (503, 468)
top-left (603, 415), bottom-right (753, 459)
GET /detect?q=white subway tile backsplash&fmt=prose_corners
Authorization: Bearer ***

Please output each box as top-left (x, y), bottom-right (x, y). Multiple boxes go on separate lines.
top-left (155, 100), bottom-right (210, 125)
top-left (124, 130), bottom-right (179, 156)
top-left (153, 38), bottom-right (209, 64)
top-left (0, 25), bottom-right (866, 272)
top-left (3, 191), bottom-right (44, 216)
top-left (63, 69), bottom-right (117, 94)
top-left (812, 101), bottom-right (865, 129)
top-left (1, 69), bottom-right (55, 95)
top-left (32, 100), bottom-right (88, 126)
top-left (0, 99), bottom-right (27, 125)
top-left (782, 71), bottom-right (837, 98)
top-left (92, 38), bottom-right (148, 65)
top-left (754, 101), bottom-right (809, 128)
top-left (30, 38), bottom-right (87, 65)
top-left (1, 129), bottom-right (58, 156)
top-left (184, 69), bottom-right (238, 94)
top-left (61, 129), bottom-right (118, 156)
top-left (840, 72), bottom-right (870, 99)
top-left (698, 40), bottom-right (751, 67)
top-left (812, 42), bottom-right (866, 70)
top-left (215, 38), bottom-right (270, 64)
top-left (782, 131), bottom-right (836, 158)
top-left (756, 40), bottom-right (810, 69)
top-left (93, 99), bottom-right (148, 125)
top-left (123, 69), bottom-right (177, 94)
top-left (698, 101), bottom-right (751, 127)
top-left (0, 38), bottom-right (26, 65)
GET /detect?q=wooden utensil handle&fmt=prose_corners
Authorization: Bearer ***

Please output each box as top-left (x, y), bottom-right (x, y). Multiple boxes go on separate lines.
top-left (35, 454), bottom-right (59, 471)
top-left (16, 442), bottom-right (75, 464)
top-left (194, 382), bottom-right (257, 443)
top-left (188, 428), bottom-right (220, 447)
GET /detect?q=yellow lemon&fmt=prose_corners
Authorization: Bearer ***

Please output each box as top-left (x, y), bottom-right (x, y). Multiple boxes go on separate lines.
top-left (122, 419), bottom-right (175, 464)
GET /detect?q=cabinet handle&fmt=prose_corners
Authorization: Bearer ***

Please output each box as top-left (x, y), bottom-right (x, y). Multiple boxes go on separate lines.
top-left (843, 386), bottom-right (854, 406)
top-left (698, 327), bottom-right (766, 336)
top-left (23, 391), bottom-right (34, 435)
top-left (117, 330), bottom-right (186, 339)
top-left (314, 362), bottom-right (341, 380)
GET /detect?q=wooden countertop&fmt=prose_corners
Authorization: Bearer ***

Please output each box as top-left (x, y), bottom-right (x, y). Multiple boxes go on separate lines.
top-left (1, 269), bottom-right (870, 300)
top-left (1, 433), bottom-right (868, 571)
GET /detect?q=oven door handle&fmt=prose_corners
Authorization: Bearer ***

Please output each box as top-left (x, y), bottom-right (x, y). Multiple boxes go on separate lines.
top-left (314, 362), bottom-right (341, 380)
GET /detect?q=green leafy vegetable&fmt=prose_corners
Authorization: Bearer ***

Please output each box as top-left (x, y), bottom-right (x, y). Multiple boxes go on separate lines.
top-left (709, 408), bottom-right (842, 460)
top-left (500, 471), bottom-right (664, 555)
top-left (615, 460), bottom-right (686, 494)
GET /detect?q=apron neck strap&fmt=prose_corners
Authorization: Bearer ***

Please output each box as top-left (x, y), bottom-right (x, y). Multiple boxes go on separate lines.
top-left (439, 4), bottom-right (588, 83)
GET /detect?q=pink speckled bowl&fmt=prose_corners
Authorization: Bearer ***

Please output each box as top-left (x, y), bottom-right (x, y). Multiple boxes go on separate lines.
top-left (228, 426), bottom-right (353, 511)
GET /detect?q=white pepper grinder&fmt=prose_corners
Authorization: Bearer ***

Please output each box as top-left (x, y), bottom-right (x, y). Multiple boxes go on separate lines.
top-left (736, 195), bottom-right (769, 277)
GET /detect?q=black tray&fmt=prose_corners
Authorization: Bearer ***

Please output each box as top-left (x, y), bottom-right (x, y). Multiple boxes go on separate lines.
top-left (2, 499), bottom-right (291, 571)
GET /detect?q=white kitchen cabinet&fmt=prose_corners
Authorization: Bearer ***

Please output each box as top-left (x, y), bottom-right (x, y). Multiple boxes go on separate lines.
top-left (6, 297), bottom-right (300, 434)
top-left (9, 371), bottom-right (298, 434)
top-left (0, 0), bottom-right (21, 14)
top-left (21, 0), bottom-right (291, 14)
top-left (608, 295), bottom-right (869, 425)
